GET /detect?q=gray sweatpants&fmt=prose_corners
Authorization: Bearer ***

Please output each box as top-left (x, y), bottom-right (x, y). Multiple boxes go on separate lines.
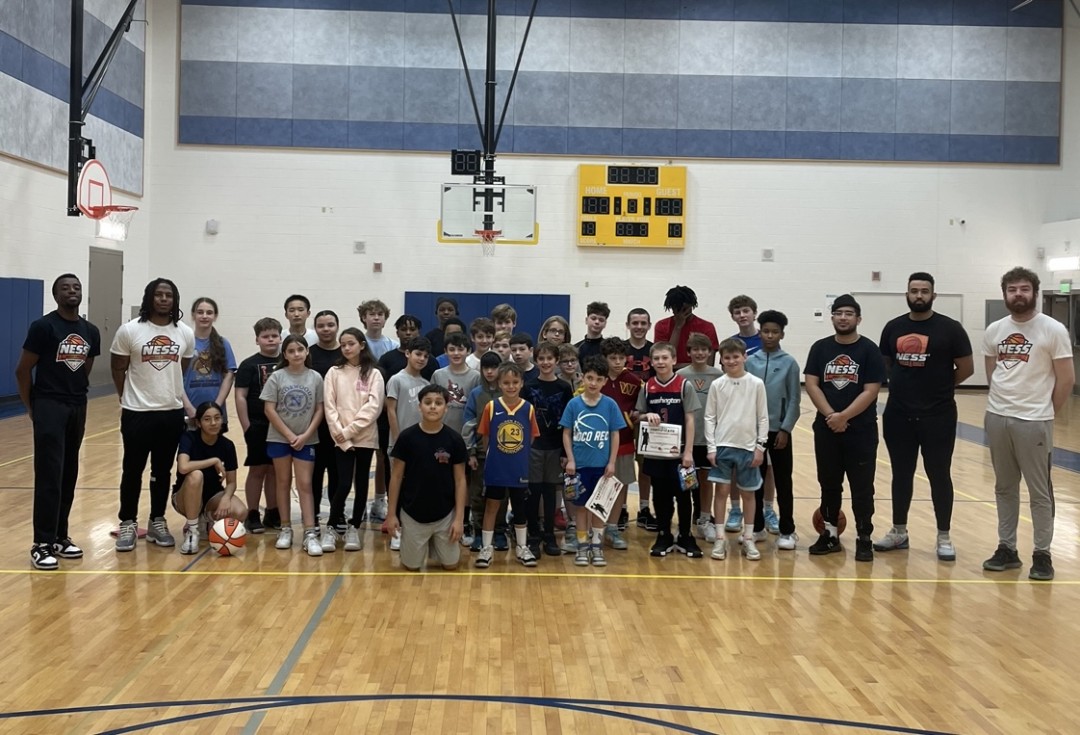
top-left (984, 412), bottom-right (1056, 552)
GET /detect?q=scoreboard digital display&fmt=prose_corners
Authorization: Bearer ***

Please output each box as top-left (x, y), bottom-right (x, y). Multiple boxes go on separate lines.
top-left (578, 164), bottom-right (686, 248)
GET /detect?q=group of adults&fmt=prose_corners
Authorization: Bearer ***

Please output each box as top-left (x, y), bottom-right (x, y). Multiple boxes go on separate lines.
top-left (15, 266), bottom-right (1072, 580)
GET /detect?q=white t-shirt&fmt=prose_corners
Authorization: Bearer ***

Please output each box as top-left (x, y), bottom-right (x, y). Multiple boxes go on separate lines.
top-left (982, 313), bottom-right (1072, 421)
top-left (465, 350), bottom-right (493, 370)
top-left (703, 372), bottom-right (769, 452)
top-left (111, 318), bottom-right (196, 411)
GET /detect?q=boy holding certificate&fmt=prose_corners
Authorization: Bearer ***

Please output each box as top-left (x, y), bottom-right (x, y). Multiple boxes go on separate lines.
top-left (560, 356), bottom-right (626, 567)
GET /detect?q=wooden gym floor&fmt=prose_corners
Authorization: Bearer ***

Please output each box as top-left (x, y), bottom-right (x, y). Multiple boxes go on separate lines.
top-left (0, 390), bottom-right (1076, 734)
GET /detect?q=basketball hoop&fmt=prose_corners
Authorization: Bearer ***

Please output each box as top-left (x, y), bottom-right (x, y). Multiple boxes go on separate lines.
top-left (92, 205), bottom-right (139, 242)
top-left (476, 229), bottom-right (501, 258)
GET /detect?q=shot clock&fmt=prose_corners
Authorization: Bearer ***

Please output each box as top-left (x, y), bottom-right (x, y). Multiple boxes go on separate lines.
top-left (578, 164), bottom-right (686, 248)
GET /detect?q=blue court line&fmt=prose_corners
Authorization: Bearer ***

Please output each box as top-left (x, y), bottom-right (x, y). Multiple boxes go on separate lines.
top-left (0, 694), bottom-right (957, 735)
top-left (238, 575), bottom-right (344, 734)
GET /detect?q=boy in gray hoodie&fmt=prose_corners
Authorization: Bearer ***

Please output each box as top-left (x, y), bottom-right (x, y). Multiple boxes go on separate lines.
top-left (745, 310), bottom-right (801, 549)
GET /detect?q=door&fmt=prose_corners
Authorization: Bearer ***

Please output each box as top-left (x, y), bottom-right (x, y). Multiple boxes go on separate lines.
top-left (87, 247), bottom-right (123, 387)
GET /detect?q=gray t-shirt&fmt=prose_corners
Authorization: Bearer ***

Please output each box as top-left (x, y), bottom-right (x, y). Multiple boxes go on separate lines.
top-left (387, 371), bottom-right (430, 447)
top-left (677, 365), bottom-right (724, 446)
top-left (432, 366), bottom-right (482, 435)
top-left (259, 367), bottom-right (324, 445)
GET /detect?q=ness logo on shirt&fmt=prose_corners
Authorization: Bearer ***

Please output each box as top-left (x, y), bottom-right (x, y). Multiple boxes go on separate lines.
top-left (823, 354), bottom-right (860, 389)
top-left (56, 334), bottom-right (91, 372)
top-left (997, 333), bottom-right (1033, 370)
top-left (141, 335), bottom-right (181, 371)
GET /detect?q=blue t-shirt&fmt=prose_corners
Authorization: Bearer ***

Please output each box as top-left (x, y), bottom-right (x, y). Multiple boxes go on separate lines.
top-left (184, 335), bottom-right (238, 416)
top-left (559, 394), bottom-right (627, 469)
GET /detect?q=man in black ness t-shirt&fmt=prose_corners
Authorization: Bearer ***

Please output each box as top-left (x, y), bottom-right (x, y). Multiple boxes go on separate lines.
top-left (875, 273), bottom-right (973, 562)
top-left (15, 274), bottom-right (101, 571)
top-left (803, 295), bottom-right (885, 562)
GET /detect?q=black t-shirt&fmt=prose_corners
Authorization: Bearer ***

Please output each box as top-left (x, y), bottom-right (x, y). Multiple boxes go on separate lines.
top-left (378, 349), bottom-right (437, 383)
top-left (523, 376), bottom-right (574, 450)
top-left (174, 430), bottom-right (238, 488)
top-left (575, 336), bottom-right (604, 362)
top-left (309, 344), bottom-right (342, 377)
top-left (424, 328), bottom-right (446, 358)
top-left (22, 311), bottom-right (101, 404)
top-left (627, 340), bottom-right (654, 381)
top-left (391, 423), bottom-right (467, 522)
top-left (880, 312), bottom-right (972, 416)
top-left (804, 335), bottom-right (885, 426)
top-left (235, 353), bottom-right (278, 425)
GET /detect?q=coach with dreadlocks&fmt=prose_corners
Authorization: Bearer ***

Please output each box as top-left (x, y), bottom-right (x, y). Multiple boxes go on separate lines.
top-left (654, 285), bottom-right (720, 369)
top-left (110, 278), bottom-right (196, 552)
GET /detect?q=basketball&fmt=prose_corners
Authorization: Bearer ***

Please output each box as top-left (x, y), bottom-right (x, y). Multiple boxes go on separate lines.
top-left (208, 518), bottom-right (246, 556)
top-left (897, 334), bottom-right (923, 353)
top-left (811, 508), bottom-right (847, 536)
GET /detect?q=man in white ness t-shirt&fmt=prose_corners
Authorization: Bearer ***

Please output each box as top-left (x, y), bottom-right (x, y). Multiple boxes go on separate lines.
top-left (981, 267), bottom-right (1074, 581)
top-left (110, 278), bottom-right (195, 553)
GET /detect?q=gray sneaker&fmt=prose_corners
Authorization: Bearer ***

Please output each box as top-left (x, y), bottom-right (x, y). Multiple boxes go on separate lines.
top-left (116, 520), bottom-right (138, 552)
top-left (591, 544), bottom-right (607, 567)
top-left (936, 535), bottom-right (956, 562)
top-left (560, 534), bottom-right (579, 554)
top-left (146, 517), bottom-right (175, 547)
top-left (873, 528), bottom-right (910, 552)
top-left (604, 526), bottom-right (628, 550)
top-left (320, 526), bottom-right (338, 553)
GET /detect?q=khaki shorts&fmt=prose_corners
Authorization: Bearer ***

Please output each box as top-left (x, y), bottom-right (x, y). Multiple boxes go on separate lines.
top-left (400, 510), bottom-right (460, 569)
top-left (614, 453), bottom-right (637, 487)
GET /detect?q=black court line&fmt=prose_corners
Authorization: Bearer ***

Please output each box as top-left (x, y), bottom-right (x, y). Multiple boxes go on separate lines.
top-left (0, 694), bottom-right (957, 735)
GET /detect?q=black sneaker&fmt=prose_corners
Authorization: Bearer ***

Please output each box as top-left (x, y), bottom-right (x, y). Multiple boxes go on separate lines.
top-left (262, 507), bottom-right (282, 530)
top-left (808, 531), bottom-right (843, 555)
top-left (246, 509), bottom-right (265, 535)
top-left (677, 534), bottom-right (704, 558)
top-left (650, 532), bottom-right (675, 557)
top-left (52, 538), bottom-right (83, 558)
top-left (528, 537), bottom-right (542, 559)
top-left (617, 507), bottom-right (629, 531)
top-left (1029, 550), bottom-right (1054, 581)
top-left (543, 536), bottom-right (561, 557)
top-left (637, 508), bottom-right (658, 532)
top-left (854, 537), bottom-right (874, 562)
top-left (982, 544), bottom-right (1022, 572)
top-left (31, 544), bottom-right (59, 571)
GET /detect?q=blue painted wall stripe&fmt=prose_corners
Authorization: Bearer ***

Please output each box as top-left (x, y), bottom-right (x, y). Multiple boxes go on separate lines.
top-left (179, 0), bottom-right (1063, 27)
top-left (179, 116), bottom-right (1059, 165)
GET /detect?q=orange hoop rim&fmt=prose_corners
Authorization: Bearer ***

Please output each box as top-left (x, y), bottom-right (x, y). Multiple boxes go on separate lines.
top-left (474, 229), bottom-right (502, 242)
top-left (87, 204), bottom-right (139, 220)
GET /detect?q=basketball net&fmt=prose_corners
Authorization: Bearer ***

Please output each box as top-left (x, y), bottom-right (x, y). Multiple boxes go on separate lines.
top-left (91, 205), bottom-right (138, 242)
top-left (476, 229), bottom-right (501, 258)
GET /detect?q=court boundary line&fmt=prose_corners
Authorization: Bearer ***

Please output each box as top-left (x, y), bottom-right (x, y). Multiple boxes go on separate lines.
top-left (0, 693), bottom-right (957, 735)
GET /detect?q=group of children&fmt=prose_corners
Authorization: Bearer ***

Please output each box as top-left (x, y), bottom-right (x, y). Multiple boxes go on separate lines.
top-left (176, 290), bottom-right (804, 569)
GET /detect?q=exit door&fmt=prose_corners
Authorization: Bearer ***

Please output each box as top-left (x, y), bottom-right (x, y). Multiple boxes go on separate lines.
top-left (88, 246), bottom-right (123, 387)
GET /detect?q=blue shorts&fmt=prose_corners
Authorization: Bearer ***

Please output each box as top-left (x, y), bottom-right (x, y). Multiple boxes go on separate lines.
top-left (706, 447), bottom-right (762, 491)
top-left (266, 441), bottom-right (316, 462)
top-left (572, 466), bottom-right (605, 508)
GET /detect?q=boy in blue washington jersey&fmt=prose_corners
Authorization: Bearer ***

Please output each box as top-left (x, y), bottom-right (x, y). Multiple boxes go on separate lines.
top-left (560, 356), bottom-right (626, 566)
top-left (475, 362), bottom-right (540, 569)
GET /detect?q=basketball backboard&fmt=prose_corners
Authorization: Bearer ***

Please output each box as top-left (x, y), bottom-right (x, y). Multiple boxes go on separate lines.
top-left (438, 183), bottom-right (539, 245)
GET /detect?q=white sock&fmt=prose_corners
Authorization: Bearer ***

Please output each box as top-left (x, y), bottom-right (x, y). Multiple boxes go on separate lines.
top-left (482, 530), bottom-right (494, 548)
top-left (591, 527), bottom-right (603, 544)
top-left (515, 526), bottom-right (527, 547)
top-left (894, 524), bottom-right (908, 535)
top-left (825, 522), bottom-right (838, 538)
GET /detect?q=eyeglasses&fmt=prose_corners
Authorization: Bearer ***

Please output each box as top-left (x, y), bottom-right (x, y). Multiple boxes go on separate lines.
top-left (545, 328), bottom-right (566, 335)
top-left (559, 359), bottom-right (577, 365)
top-left (832, 310), bottom-right (858, 317)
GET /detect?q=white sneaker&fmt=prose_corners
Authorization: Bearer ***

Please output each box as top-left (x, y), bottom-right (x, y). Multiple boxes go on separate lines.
top-left (742, 536), bottom-right (761, 561)
top-left (275, 526), bottom-right (293, 549)
top-left (389, 529), bottom-right (401, 551)
top-left (516, 544), bottom-right (538, 567)
top-left (695, 516), bottom-right (709, 539)
top-left (777, 532), bottom-right (798, 550)
top-left (475, 545), bottom-right (494, 568)
top-left (710, 539), bottom-right (726, 560)
top-left (180, 524), bottom-right (200, 555)
top-left (752, 529), bottom-right (768, 542)
top-left (304, 530), bottom-right (323, 556)
top-left (936, 535), bottom-right (956, 562)
top-left (344, 526), bottom-right (362, 551)
top-left (370, 496), bottom-right (389, 522)
top-left (320, 526), bottom-right (338, 553)
top-left (704, 522), bottom-right (718, 544)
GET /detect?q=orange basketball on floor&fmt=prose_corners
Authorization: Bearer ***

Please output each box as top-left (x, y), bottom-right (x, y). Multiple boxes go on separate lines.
top-left (811, 508), bottom-right (847, 536)
top-left (209, 518), bottom-right (246, 556)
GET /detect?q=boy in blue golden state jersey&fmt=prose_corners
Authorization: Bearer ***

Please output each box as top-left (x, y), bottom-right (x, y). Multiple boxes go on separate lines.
top-left (475, 363), bottom-right (540, 569)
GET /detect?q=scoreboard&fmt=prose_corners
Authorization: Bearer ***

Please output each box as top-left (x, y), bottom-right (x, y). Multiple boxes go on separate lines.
top-left (577, 164), bottom-right (686, 248)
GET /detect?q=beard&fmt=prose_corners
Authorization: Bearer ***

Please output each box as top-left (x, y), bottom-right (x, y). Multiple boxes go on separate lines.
top-left (834, 324), bottom-right (858, 336)
top-left (1006, 296), bottom-right (1034, 315)
top-left (906, 296), bottom-right (933, 313)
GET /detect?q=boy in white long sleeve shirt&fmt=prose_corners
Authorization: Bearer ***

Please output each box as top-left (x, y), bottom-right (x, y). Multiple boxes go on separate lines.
top-left (704, 338), bottom-right (770, 561)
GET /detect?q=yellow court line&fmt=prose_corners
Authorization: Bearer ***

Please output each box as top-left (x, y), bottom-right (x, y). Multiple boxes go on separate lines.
top-left (0, 568), bottom-right (1073, 584)
top-left (0, 426), bottom-right (119, 469)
